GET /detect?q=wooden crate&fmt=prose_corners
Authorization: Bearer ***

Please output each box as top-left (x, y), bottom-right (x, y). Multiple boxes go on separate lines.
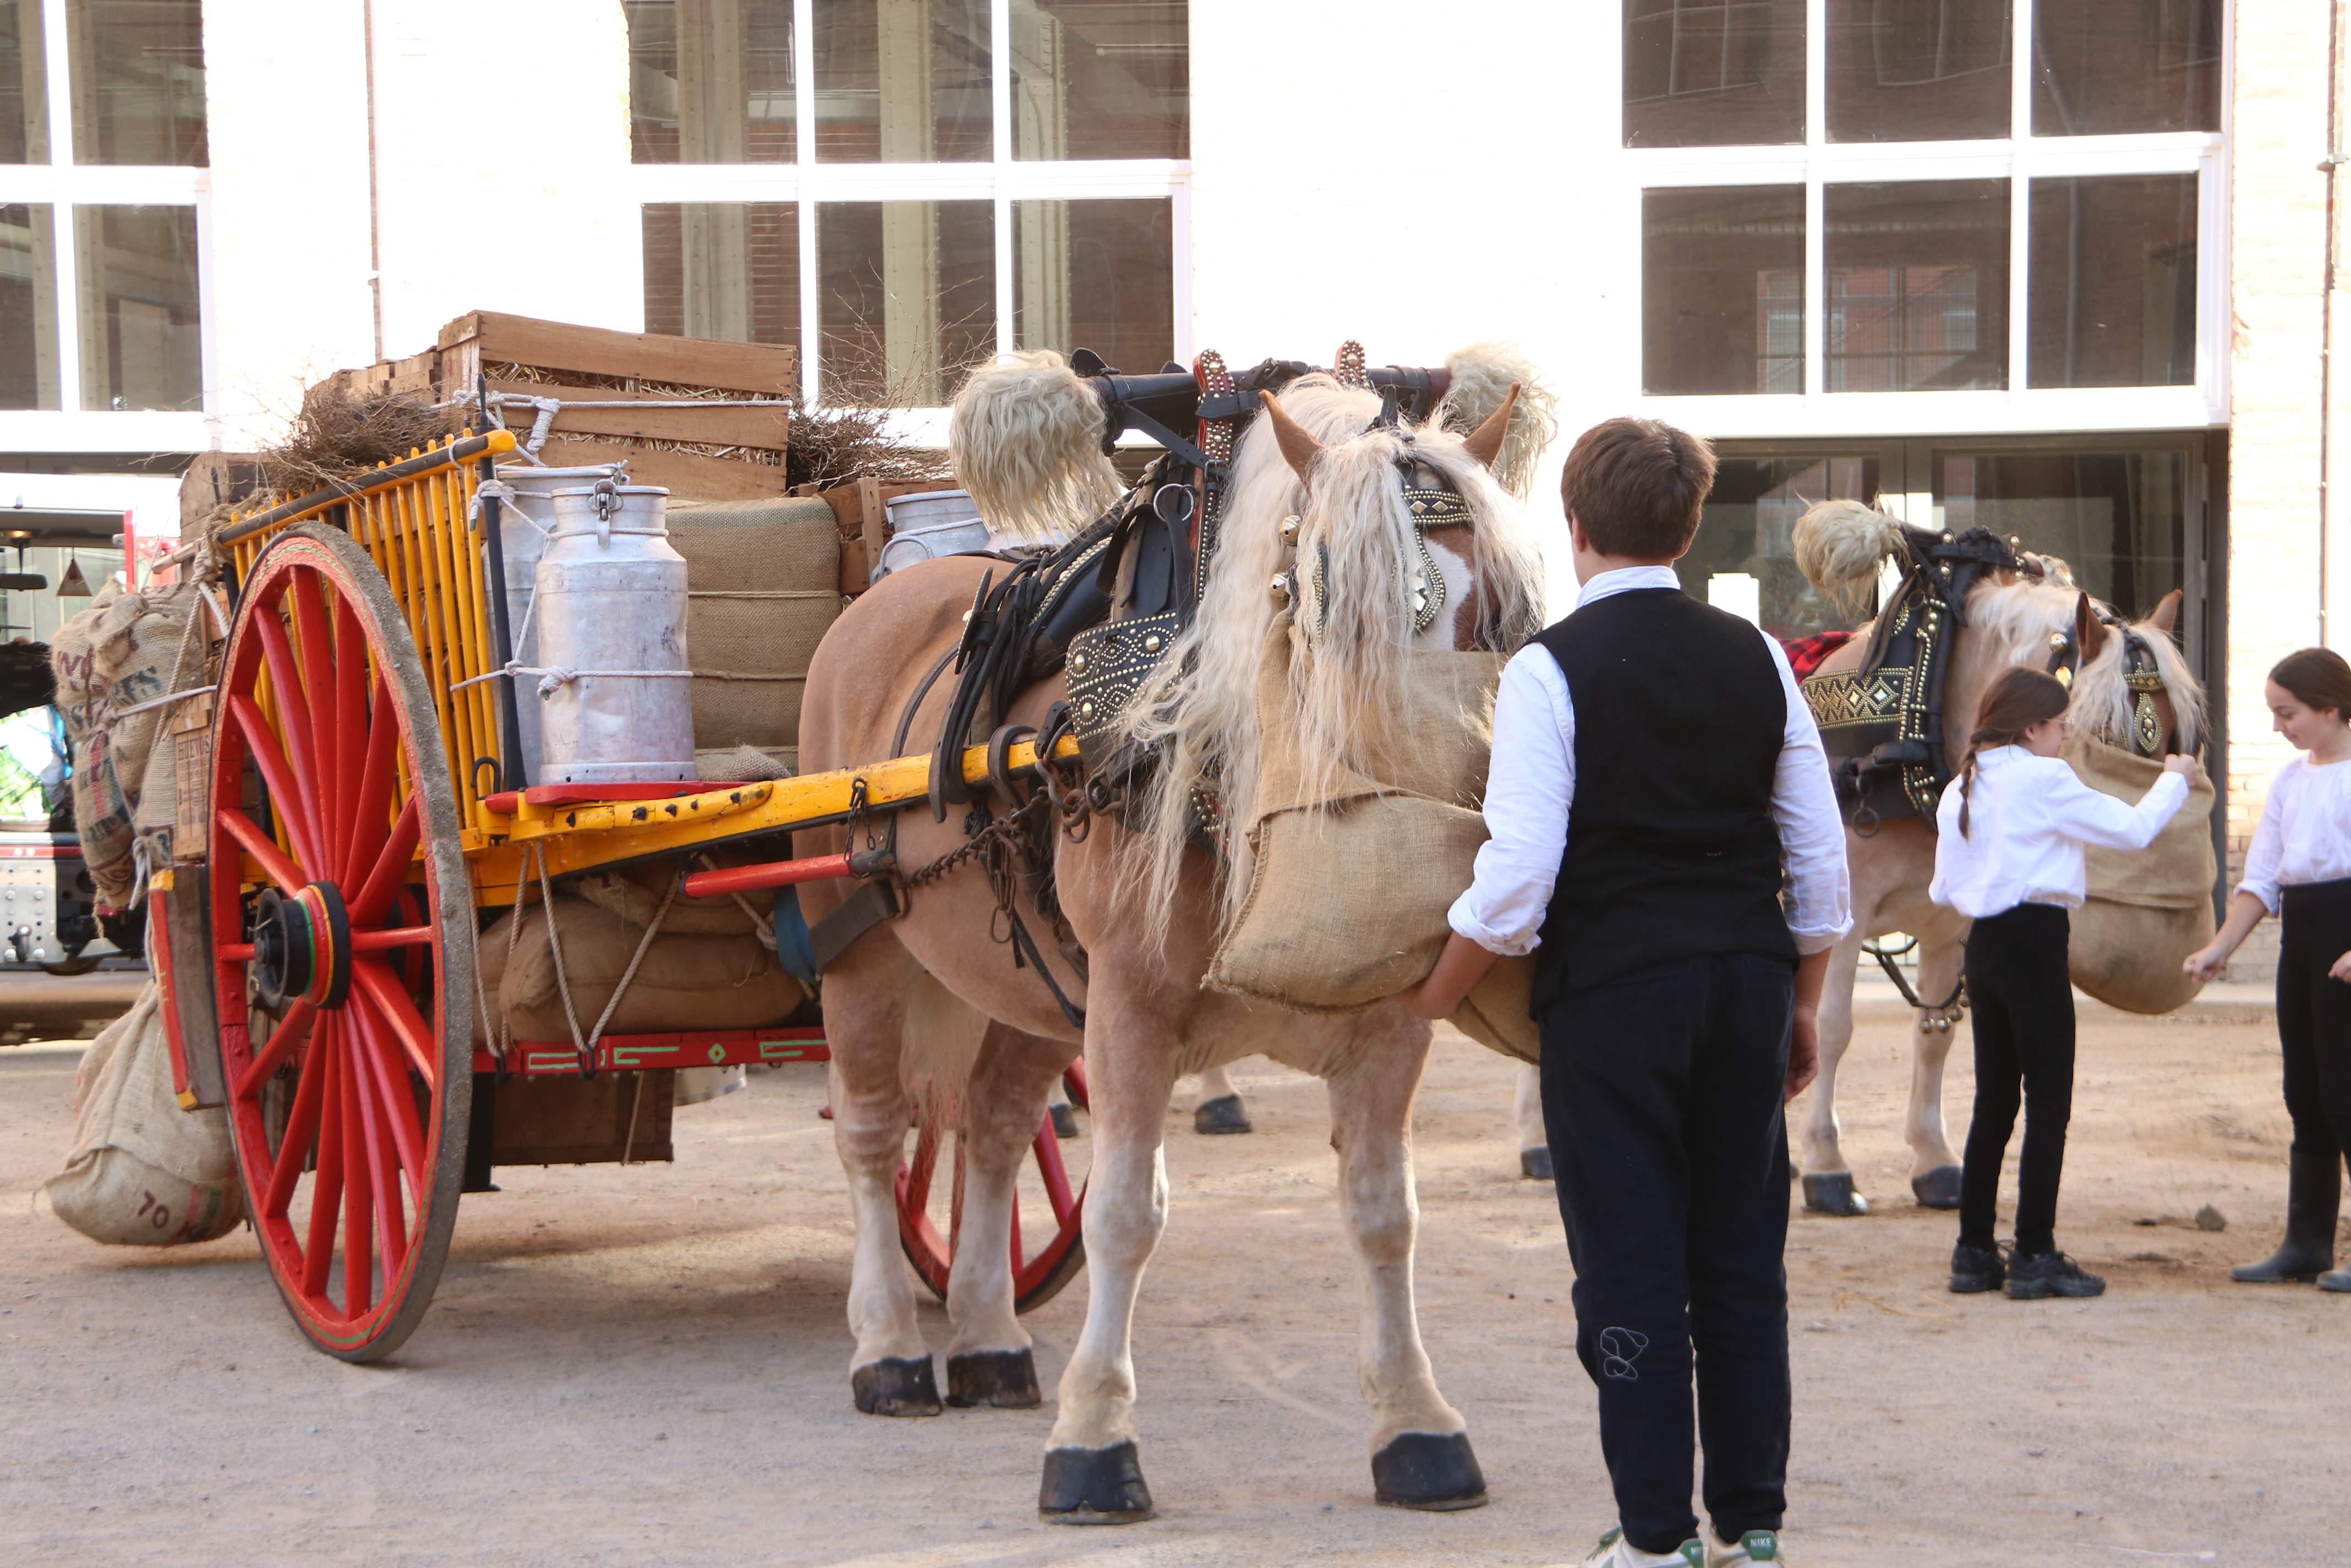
top-left (538, 438), bottom-right (791, 502)
top-left (177, 452), bottom-right (265, 535)
top-left (489, 1070), bottom-right (676, 1166)
top-left (438, 312), bottom-right (797, 399)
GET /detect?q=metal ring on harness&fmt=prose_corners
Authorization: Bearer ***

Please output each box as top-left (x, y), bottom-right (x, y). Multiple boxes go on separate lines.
top-left (1152, 482), bottom-right (1195, 526)
top-left (1862, 936), bottom-right (1967, 1028)
top-left (986, 723), bottom-right (1038, 800)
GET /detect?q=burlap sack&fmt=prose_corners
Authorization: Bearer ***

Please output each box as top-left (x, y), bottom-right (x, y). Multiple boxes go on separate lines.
top-left (1450, 955), bottom-right (1540, 1064)
top-left (1205, 615), bottom-right (1507, 1014)
top-left (478, 896), bottom-right (806, 1041)
top-left (2065, 735), bottom-right (2218, 1014)
top-left (668, 499), bottom-right (841, 752)
top-left (42, 984), bottom-right (244, 1246)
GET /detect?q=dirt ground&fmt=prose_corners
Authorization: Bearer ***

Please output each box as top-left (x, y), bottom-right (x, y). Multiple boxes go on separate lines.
top-left (2, 1002), bottom-right (2344, 1568)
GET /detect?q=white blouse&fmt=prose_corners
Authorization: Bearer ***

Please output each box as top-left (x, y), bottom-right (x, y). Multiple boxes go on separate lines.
top-left (1928, 746), bottom-right (2188, 920)
top-left (2238, 756), bottom-right (2351, 913)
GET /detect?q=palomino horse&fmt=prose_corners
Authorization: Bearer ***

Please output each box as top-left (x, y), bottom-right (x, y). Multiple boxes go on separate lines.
top-left (795, 360), bottom-right (1549, 1520)
top-left (1786, 505), bottom-right (2207, 1215)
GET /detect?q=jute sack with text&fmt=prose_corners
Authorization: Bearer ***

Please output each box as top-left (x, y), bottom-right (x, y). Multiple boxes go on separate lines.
top-left (2065, 734), bottom-right (2217, 1015)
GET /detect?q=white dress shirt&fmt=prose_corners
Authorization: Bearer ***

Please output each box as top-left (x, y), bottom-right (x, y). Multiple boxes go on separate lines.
top-left (1446, 564), bottom-right (1854, 958)
top-left (1927, 745), bottom-right (2188, 920)
top-left (2237, 756), bottom-right (2351, 913)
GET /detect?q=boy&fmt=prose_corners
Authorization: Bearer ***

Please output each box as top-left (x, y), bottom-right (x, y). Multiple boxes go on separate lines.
top-left (1399, 418), bottom-right (1850, 1566)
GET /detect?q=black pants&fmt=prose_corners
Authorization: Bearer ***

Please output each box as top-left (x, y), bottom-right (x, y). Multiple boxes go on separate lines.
top-left (1958, 903), bottom-right (2075, 1256)
top-left (2277, 878), bottom-right (2351, 1163)
top-left (1539, 953), bottom-right (1794, 1555)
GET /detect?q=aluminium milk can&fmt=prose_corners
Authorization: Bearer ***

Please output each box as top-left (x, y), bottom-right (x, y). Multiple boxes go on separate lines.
top-left (872, 489), bottom-right (992, 582)
top-left (532, 479), bottom-right (695, 785)
top-left (488, 462), bottom-right (623, 785)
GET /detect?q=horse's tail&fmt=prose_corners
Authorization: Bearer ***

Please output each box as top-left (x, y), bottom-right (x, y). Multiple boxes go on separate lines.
top-left (1792, 499), bottom-right (1904, 619)
top-left (948, 349), bottom-right (1124, 545)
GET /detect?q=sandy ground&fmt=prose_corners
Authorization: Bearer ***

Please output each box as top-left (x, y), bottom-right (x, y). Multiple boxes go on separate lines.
top-left (2, 1002), bottom-right (2345, 1568)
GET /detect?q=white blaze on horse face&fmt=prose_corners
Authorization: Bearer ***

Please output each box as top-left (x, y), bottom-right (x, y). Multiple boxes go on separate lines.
top-left (1420, 533), bottom-right (1476, 646)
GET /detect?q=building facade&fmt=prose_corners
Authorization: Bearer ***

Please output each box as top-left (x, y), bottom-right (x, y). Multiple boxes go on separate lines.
top-left (0, 0), bottom-right (2341, 877)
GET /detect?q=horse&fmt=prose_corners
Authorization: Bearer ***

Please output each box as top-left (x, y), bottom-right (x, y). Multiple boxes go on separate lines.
top-left (1783, 503), bottom-right (2210, 1215)
top-left (794, 351), bottom-right (1552, 1521)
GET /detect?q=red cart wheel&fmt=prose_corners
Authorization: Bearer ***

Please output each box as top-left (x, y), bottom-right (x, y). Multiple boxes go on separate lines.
top-left (896, 1064), bottom-right (1089, 1313)
top-left (207, 525), bottom-right (474, 1362)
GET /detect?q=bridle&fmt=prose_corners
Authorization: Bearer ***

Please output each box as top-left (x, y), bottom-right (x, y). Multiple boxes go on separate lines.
top-left (2042, 609), bottom-right (2172, 758)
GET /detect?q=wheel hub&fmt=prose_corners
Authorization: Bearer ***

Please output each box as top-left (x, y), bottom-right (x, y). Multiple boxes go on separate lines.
top-left (251, 882), bottom-right (352, 1011)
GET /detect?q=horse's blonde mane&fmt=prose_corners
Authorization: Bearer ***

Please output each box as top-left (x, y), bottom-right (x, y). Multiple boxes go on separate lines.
top-left (1961, 576), bottom-right (2205, 750)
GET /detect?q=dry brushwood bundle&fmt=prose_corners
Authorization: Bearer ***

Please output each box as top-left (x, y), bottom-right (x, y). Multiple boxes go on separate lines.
top-left (257, 383), bottom-right (462, 504)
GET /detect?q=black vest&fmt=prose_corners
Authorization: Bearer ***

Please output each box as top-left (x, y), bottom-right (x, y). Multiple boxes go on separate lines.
top-left (1530, 586), bottom-right (1796, 1006)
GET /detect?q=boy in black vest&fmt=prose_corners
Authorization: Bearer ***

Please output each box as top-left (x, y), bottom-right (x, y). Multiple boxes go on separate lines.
top-left (1400, 418), bottom-right (1850, 1567)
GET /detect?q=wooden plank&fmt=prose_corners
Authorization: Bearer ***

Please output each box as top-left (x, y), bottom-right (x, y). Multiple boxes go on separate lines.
top-left (438, 311), bottom-right (798, 397)
top-left (488, 1071), bottom-right (675, 1167)
top-left (484, 378), bottom-right (788, 452)
top-left (532, 439), bottom-right (790, 502)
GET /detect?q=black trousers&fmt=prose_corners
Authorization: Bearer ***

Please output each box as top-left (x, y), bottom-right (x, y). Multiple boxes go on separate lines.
top-left (2277, 878), bottom-right (2351, 1163)
top-left (1539, 953), bottom-right (1794, 1555)
top-left (1958, 903), bottom-right (2075, 1256)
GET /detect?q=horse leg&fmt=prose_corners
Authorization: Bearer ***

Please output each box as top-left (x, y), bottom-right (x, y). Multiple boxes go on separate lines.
top-left (1193, 1059), bottom-right (1252, 1135)
top-left (1327, 1017), bottom-right (1485, 1510)
top-left (1041, 980), bottom-right (1179, 1525)
top-left (941, 1023), bottom-right (1067, 1408)
top-left (1904, 935), bottom-right (1966, 1209)
top-left (1798, 932), bottom-right (1871, 1216)
top-left (1513, 1062), bottom-right (1551, 1179)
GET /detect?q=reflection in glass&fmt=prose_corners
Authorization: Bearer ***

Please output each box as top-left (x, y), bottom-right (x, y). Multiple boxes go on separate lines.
top-left (626, 1), bottom-right (796, 163)
top-left (1, 1), bottom-right (47, 163)
top-left (1825, 180), bottom-right (2007, 392)
top-left (75, 205), bottom-right (200, 410)
top-left (1, 205), bottom-right (58, 409)
top-left (1642, 185), bottom-right (1805, 395)
top-left (819, 200), bottom-right (993, 403)
top-left (814, 0), bottom-right (991, 162)
top-left (2033, 0), bottom-right (2220, 135)
top-left (1622, 0), bottom-right (1804, 147)
top-left (1678, 454), bottom-right (1883, 637)
top-left (642, 203), bottom-right (801, 353)
top-left (1936, 448), bottom-right (2186, 621)
top-left (1012, 0), bottom-right (1187, 161)
top-left (67, 0), bottom-right (206, 165)
top-left (2028, 174), bottom-right (2196, 389)
top-left (1825, 0), bottom-right (2010, 143)
top-left (1014, 200), bottom-right (1173, 374)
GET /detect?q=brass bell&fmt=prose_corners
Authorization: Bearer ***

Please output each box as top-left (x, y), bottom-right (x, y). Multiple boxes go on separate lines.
top-left (1271, 572), bottom-right (1294, 607)
top-left (1280, 513), bottom-right (1302, 544)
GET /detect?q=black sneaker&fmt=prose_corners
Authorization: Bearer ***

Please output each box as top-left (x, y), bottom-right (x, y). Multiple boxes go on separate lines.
top-left (1949, 1242), bottom-right (2006, 1294)
top-left (2005, 1251), bottom-right (2105, 1299)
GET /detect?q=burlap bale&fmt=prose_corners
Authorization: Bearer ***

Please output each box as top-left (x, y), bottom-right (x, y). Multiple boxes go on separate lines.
top-left (478, 895), bottom-right (805, 1041)
top-left (42, 984), bottom-right (243, 1245)
top-left (697, 744), bottom-right (796, 780)
top-left (667, 498), bottom-right (841, 752)
top-left (1450, 955), bottom-right (1540, 1064)
top-left (1205, 614), bottom-right (1507, 1014)
top-left (2065, 735), bottom-right (2218, 1014)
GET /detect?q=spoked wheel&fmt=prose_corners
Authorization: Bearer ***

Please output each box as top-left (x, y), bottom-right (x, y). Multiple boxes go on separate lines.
top-left (207, 525), bottom-right (474, 1362)
top-left (897, 1064), bottom-right (1088, 1313)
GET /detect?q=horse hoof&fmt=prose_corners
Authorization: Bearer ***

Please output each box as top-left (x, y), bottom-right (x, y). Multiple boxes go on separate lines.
top-left (1051, 1102), bottom-right (1081, 1139)
top-left (1040, 1441), bottom-right (1156, 1523)
top-left (1194, 1094), bottom-right (1253, 1135)
top-left (1519, 1145), bottom-right (1554, 1181)
top-left (1801, 1173), bottom-right (1870, 1216)
top-left (851, 1356), bottom-right (942, 1417)
top-left (1373, 1431), bottom-right (1489, 1511)
top-left (1910, 1165), bottom-right (1963, 1210)
top-left (947, 1348), bottom-right (1042, 1408)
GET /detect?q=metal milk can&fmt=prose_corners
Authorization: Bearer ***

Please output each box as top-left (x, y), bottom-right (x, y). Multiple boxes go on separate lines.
top-left (489, 462), bottom-right (622, 786)
top-left (532, 479), bottom-right (695, 785)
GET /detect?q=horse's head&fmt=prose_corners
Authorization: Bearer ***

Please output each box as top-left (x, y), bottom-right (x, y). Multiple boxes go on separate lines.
top-left (1965, 578), bottom-right (2205, 760)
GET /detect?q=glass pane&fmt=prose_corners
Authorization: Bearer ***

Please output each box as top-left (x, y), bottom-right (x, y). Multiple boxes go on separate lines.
top-left (1678, 454), bottom-right (1885, 636)
top-left (66, 0), bottom-right (206, 165)
top-left (2028, 174), bottom-right (2196, 389)
top-left (1, 0), bottom-right (47, 163)
top-left (1643, 185), bottom-right (1805, 395)
top-left (1622, 0), bottom-right (1805, 147)
top-left (1014, 199), bottom-right (1173, 372)
top-left (626, 1), bottom-right (796, 163)
top-left (814, 0), bottom-right (991, 162)
top-left (1934, 447), bottom-right (2188, 622)
top-left (642, 202), bottom-right (801, 354)
top-left (2033, 0), bottom-right (2220, 135)
top-left (1012, 0), bottom-right (1187, 161)
top-left (1, 204), bottom-right (59, 409)
top-left (819, 200), bottom-right (993, 403)
top-left (74, 205), bottom-right (200, 411)
top-left (1825, 179), bottom-right (2007, 392)
top-left (1826, 0), bottom-right (2011, 143)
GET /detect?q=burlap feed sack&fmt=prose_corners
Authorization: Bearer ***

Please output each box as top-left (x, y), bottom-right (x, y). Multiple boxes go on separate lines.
top-left (43, 984), bottom-right (244, 1246)
top-left (570, 856), bottom-right (776, 935)
top-left (479, 896), bottom-right (806, 1041)
top-left (2060, 735), bottom-right (2218, 1015)
top-left (1449, 955), bottom-right (1540, 1064)
top-left (668, 499), bottom-right (841, 751)
top-left (1205, 614), bottom-right (1507, 1014)
top-left (697, 744), bottom-right (796, 780)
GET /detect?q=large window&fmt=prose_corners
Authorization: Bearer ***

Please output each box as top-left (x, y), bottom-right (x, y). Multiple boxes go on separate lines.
top-left (628, 0), bottom-right (1188, 408)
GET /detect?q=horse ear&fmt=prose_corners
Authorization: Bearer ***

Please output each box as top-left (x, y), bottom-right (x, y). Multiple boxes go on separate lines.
top-left (1258, 391), bottom-right (1323, 487)
top-left (2075, 592), bottom-right (2107, 667)
top-left (1461, 383), bottom-right (1521, 471)
top-left (2149, 587), bottom-right (2183, 638)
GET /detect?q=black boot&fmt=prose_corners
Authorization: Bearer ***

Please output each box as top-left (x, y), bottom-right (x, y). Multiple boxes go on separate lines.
top-left (2230, 1151), bottom-right (2343, 1283)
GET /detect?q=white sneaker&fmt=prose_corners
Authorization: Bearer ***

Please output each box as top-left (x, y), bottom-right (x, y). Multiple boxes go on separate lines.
top-left (1706, 1528), bottom-right (1787, 1565)
top-left (1577, 1525), bottom-right (1705, 1567)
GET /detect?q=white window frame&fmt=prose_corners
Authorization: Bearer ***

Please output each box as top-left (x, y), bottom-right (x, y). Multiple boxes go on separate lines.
top-left (0, 0), bottom-right (213, 455)
top-left (1620, 0), bottom-right (2230, 439)
top-left (626, 0), bottom-right (1193, 444)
